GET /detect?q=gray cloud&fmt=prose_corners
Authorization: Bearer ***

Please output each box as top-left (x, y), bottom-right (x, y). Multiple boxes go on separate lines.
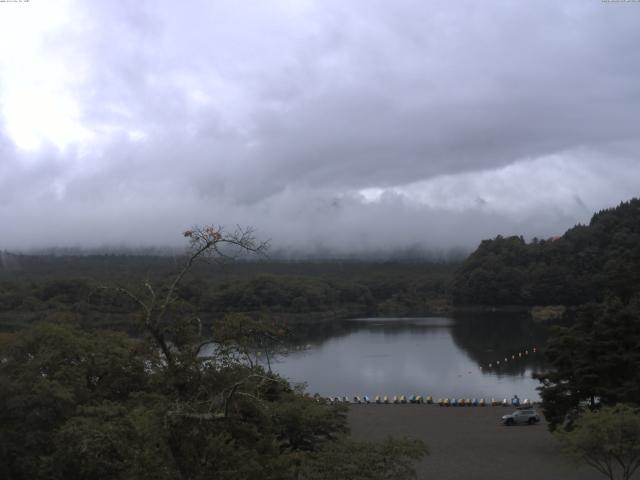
top-left (0, 0), bottom-right (639, 253)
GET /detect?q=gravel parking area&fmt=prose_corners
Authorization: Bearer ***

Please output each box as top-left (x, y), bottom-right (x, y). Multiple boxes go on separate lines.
top-left (348, 404), bottom-right (605, 480)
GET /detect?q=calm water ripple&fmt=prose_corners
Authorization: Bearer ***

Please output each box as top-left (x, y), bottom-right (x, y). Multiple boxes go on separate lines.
top-left (271, 316), bottom-right (549, 400)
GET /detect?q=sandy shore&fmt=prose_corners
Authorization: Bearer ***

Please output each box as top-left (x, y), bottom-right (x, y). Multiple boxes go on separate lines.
top-left (348, 404), bottom-right (604, 480)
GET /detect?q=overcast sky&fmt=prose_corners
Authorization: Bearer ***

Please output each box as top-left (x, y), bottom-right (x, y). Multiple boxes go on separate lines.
top-left (1, 0), bottom-right (639, 254)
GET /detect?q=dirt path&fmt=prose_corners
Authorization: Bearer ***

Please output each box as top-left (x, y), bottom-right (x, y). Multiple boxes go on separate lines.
top-left (348, 404), bottom-right (606, 480)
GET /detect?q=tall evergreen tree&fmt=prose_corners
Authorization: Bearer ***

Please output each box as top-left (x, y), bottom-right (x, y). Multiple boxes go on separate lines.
top-left (536, 297), bottom-right (640, 430)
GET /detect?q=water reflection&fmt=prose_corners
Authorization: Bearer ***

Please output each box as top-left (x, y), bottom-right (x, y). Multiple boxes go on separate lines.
top-left (271, 316), bottom-right (549, 400)
top-left (450, 313), bottom-right (548, 377)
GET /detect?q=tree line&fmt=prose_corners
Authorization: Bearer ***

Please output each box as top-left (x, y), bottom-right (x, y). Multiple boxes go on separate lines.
top-left (452, 198), bottom-right (640, 306)
top-left (0, 256), bottom-right (454, 331)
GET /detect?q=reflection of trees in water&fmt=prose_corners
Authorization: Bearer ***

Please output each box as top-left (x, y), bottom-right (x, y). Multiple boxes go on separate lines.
top-left (287, 318), bottom-right (452, 347)
top-left (449, 312), bottom-right (549, 375)
top-left (285, 319), bottom-right (357, 346)
top-left (285, 315), bottom-right (551, 377)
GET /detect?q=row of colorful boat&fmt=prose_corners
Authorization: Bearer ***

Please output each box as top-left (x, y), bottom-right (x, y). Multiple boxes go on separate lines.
top-left (328, 395), bottom-right (532, 407)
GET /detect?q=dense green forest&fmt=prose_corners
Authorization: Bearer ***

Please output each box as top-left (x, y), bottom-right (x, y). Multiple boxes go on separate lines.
top-left (536, 297), bottom-right (640, 430)
top-left (0, 254), bottom-right (454, 331)
top-left (452, 198), bottom-right (640, 306)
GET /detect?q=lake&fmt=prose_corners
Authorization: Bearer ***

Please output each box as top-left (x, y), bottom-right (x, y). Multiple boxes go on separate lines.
top-left (270, 315), bottom-right (549, 401)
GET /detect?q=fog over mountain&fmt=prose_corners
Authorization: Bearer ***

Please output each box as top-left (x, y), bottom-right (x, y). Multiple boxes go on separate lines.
top-left (1, 1), bottom-right (639, 254)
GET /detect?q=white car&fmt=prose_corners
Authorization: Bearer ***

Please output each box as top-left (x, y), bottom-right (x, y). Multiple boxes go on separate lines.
top-left (501, 408), bottom-right (540, 426)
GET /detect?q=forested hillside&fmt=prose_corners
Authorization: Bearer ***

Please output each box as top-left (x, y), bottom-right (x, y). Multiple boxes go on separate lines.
top-left (0, 256), bottom-right (453, 330)
top-left (452, 198), bottom-right (640, 306)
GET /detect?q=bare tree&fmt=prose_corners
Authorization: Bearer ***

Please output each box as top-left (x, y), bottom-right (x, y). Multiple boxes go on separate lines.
top-left (116, 225), bottom-right (268, 371)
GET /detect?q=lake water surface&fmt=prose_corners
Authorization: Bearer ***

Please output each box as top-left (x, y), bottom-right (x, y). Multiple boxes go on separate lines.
top-left (271, 315), bottom-right (549, 401)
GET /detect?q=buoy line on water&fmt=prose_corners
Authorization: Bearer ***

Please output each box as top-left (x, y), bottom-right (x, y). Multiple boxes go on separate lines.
top-left (480, 345), bottom-right (538, 371)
